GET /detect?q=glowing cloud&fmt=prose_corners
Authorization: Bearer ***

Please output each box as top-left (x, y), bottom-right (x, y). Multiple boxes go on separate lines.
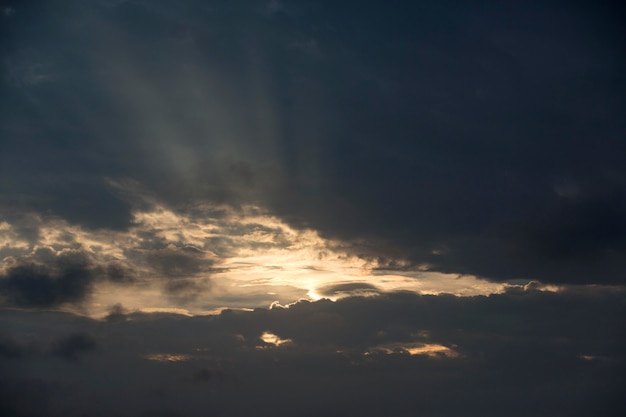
top-left (260, 331), bottom-right (293, 347)
top-left (143, 353), bottom-right (192, 362)
top-left (367, 343), bottom-right (461, 359)
top-left (1, 200), bottom-right (511, 316)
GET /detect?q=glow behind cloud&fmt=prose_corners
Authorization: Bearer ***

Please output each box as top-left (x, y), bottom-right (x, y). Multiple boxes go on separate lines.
top-left (1, 202), bottom-right (510, 317)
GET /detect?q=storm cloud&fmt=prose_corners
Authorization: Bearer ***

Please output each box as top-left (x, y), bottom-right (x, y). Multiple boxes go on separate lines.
top-left (0, 250), bottom-right (96, 308)
top-left (1, 289), bottom-right (625, 417)
top-left (1, 1), bottom-right (625, 415)
top-left (2, 0), bottom-right (625, 285)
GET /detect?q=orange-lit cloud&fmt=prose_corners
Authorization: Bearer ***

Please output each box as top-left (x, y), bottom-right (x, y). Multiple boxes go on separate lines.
top-left (143, 353), bottom-right (192, 362)
top-left (1, 201), bottom-right (518, 317)
top-left (259, 331), bottom-right (293, 347)
top-left (366, 342), bottom-right (461, 358)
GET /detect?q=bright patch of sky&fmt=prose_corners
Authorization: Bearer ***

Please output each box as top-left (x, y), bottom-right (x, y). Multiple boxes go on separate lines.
top-left (1, 201), bottom-right (514, 317)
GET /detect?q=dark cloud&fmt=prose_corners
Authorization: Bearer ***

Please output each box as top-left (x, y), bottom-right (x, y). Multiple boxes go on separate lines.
top-left (527, 192), bottom-right (626, 260)
top-left (163, 278), bottom-right (209, 303)
top-left (316, 282), bottom-right (380, 298)
top-left (104, 262), bottom-right (136, 284)
top-left (0, 336), bottom-right (23, 358)
top-left (2, 0), bottom-right (623, 284)
top-left (0, 250), bottom-right (95, 308)
top-left (0, 377), bottom-right (51, 417)
top-left (1, 3), bottom-right (626, 414)
top-left (0, 249), bottom-right (139, 309)
top-left (51, 332), bottom-right (97, 361)
top-left (257, 0), bottom-right (626, 284)
top-left (43, 180), bottom-right (134, 231)
top-left (105, 303), bottom-right (129, 323)
top-left (139, 245), bottom-right (214, 300)
top-left (192, 367), bottom-right (225, 384)
top-left (1, 289), bottom-right (625, 416)
top-left (144, 246), bottom-right (209, 278)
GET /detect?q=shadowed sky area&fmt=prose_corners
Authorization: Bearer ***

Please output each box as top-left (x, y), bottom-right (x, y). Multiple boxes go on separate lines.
top-left (1, 0), bottom-right (625, 416)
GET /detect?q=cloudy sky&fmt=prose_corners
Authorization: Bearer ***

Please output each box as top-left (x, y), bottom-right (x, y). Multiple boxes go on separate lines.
top-left (1, 0), bottom-right (625, 416)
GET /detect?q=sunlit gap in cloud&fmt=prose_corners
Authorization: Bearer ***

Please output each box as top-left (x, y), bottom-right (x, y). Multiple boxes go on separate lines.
top-left (0, 202), bottom-right (511, 317)
top-left (259, 331), bottom-right (293, 347)
top-left (143, 353), bottom-right (192, 362)
top-left (365, 342), bottom-right (461, 359)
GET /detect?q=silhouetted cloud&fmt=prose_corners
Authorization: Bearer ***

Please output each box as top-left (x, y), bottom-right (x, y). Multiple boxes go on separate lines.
top-left (316, 282), bottom-right (380, 298)
top-left (145, 246), bottom-right (210, 278)
top-left (1, 289), bottom-right (624, 416)
top-left (51, 332), bottom-right (97, 361)
top-left (105, 303), bottom-right (129, 323)
top-left (0, 250), bottom-right (95, 308)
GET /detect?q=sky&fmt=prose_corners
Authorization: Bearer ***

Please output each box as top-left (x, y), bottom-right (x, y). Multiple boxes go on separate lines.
top-left (0, 0), bottom-right (625, 416)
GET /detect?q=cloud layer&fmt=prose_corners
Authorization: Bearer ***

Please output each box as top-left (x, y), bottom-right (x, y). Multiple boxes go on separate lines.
top-left (1, 289), bottom-right (624, 416)
top-left (1, 0), bottom-right (625, 285)
top-left (1, 2), bottom-right (625, 415)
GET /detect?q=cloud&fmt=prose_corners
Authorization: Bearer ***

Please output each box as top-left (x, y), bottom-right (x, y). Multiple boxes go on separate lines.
top-left (105, 302), bottom-right (129, 322)
top-left (0, 250), bottom-right (96, 308)
top-left (0, 336), bottom-right (24, 358)
top-left (51, 332), bottom-right (97, 361)
top-left (315, 282), bottom-right (380, 299)
top-left (192, 367), bottom-right (226, 383)
top-left (0, 2), bottom-right (624, 415)
top-left (0, 235), bottom-right (134, 311)
top-left (7, 202), bottom-right (495, 315)
top-left (1, 0), bottom-right (625, 287)
top-left (144, 246), bottom-right (211, 278)
top-left (44, 181), bottom-right (134, 231)
top-left (1, 288), bottom-right (625, 416)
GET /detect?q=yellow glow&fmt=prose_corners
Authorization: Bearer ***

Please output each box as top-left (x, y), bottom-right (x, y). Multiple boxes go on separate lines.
top-left (367, 342), bottom-right (460, 358)
top-left (0, 221), bottom-right (29, 254)
top-left (143, 353), bottom-right (192, 362)
top-left (405, 344), bottom-right (459, 358)
top-left (139, 307), bottom-right (193, 316)
top-left (0, 203), bottom-right (511, 317)
top-left (260, 331), bottom-right (292, 346)
top-left (523, 281), bottom-right (561, 292)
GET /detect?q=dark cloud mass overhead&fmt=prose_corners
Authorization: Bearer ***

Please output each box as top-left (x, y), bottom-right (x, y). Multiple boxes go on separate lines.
top-left (1, 1), bottom-right (626, 416)
top-left (1, 0), bottom-right (625, 284)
